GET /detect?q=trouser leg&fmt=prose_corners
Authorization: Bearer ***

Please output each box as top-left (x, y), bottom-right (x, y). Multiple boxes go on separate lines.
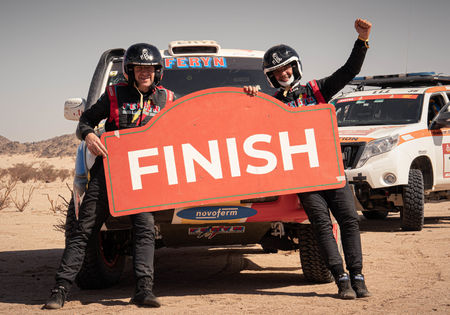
top-left (130, 213), bottom-right (159, 307)
top-left (131, 212), bottom-right (156, 281)
top-left (299, 190), bottom-right (344, 277)
top-left (54, 159), bottom-right (109, 290)
top-left (325, 183), bottom-right (363, 275)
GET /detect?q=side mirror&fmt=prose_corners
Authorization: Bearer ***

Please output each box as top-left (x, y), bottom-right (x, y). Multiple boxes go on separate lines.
top-left (64, 98), bottom-right (86, 121)
top-left (430, 102), bottom-right (450, 130)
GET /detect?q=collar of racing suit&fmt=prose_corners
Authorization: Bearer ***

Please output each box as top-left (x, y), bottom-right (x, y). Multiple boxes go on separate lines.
top-left (132, 84), bottom-right (156, 126)
top-left (282, 79), bottom-right (302, 97)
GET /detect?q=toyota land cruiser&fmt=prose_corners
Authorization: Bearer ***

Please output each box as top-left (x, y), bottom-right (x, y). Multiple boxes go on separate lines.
top-left (332, 72), bottom-right (450, 231)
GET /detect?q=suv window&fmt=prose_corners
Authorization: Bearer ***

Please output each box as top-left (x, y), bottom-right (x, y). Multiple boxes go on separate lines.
top-left (335, 94), bottom-right (424, 126)
top-left (428, 94), bottom-right (446, 126)
top-left (107, 57), bottom-right (276, 98)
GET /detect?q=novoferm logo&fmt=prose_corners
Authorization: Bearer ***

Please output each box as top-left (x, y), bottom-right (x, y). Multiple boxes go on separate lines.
top-left (177, 206), bottom-right (257, 221)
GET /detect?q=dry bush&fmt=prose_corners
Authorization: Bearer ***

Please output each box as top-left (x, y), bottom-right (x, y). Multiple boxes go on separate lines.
top-left (7, 163), bottom-right (36, 183)
top-left (3, 162), bottom-right (72, 183)
top-left (46, 193), bottom-right (65, 213)
top-left (0, 177), bottom-right (17, 210)
top-left (57, 169), bottom-right (71, 182)
top-left (65, 182), bottom-right (73, 196)
top-left (52, 184), bottom-right (72, 233)
top-left (11, 185), bottom-right (36, 212)
top-left (37, 163), bottom-right (57, 182)
top-left (38, 163), bottom-right (72, 182)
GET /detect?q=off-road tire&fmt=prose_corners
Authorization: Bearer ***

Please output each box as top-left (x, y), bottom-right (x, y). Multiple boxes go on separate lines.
top-left (401, 169), bottom-right (424, 231)
top-left (298, 224), bottom-right (334, 283)
top-left (75, 230), bottom-right (127, 289)
top-left (362, 210), bottom-right (388, 220)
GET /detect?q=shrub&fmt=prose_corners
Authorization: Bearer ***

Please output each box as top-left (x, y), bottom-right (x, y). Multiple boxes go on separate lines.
top-left (2, 162), bottom-right (72, 183)
top-left (0, 177), bottom-right (16, 210)
top-left (7, 163), bottom-right (36, 183)
top-left (11, 185), bottom-right (35, 212)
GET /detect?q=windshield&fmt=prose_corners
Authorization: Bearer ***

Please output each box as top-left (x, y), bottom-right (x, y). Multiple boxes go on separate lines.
top-left (107, 56), bottom-right (276, 98)
top-left (333, 94), bottom-right (424, 126)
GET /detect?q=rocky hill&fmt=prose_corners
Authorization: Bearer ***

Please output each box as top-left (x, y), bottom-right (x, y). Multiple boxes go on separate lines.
top-left (0, 134), bottom-right (79, 157)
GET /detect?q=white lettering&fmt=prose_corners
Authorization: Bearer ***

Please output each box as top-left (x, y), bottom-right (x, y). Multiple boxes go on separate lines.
top-left (182, 140), bottom-right (223, 183)
top-left (127, 130), bottom-right (321, 188)
top-left (244, 134), bottom-right (277, 175)
top-left (163, 145), bottom-right (178, 185)
top-left (128, 148), bottom-right (159, 190)
top-left (226, 138), bottom-right (241, 177)
top-left (279, 129), bottom-right (319, 170)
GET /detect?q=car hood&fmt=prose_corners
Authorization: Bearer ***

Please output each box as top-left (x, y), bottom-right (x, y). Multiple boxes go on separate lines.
top-left (338, 125), bottom-right (408, 142)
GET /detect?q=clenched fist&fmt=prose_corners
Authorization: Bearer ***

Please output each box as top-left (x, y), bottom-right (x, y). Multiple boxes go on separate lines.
top-left (355, 18), bottom-right (372, 41)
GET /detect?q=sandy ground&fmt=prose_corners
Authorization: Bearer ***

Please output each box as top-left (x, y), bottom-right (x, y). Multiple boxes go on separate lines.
top-left (0, 154), bottom-right (449, 314)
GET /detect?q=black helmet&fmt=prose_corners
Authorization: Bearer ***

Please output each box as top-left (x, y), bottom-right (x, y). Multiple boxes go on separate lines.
top-left (262, 44), bottom-right (302, 88)
top-left (123, 43), bottom-right (163, 86)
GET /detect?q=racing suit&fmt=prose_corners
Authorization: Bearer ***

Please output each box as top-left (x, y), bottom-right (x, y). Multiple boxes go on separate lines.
top-left (275, 39), bottom-right (368, 278)
top-left (55, 83), bottom-right (175, 289)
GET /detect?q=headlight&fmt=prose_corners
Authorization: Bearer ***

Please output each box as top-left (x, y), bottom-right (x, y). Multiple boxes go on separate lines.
top-left (356, 135), bottom-right (399, 168)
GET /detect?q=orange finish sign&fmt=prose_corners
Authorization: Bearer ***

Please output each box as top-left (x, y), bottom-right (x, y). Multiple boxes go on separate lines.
top-left (102, 87), bottom-right (345, 217)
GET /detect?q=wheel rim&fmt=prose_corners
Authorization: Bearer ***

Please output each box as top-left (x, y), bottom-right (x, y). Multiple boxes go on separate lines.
top-left (98, 232), bottom-right (120, 268)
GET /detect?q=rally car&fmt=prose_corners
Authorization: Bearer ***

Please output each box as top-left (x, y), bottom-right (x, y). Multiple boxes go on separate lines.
top-left (332, 72), bottom-right (450, 231)
top-left (64, 40), bottom-right (340, 289)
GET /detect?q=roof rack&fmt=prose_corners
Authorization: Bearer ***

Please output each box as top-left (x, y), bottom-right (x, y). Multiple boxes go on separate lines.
top-left (349, 72), bottom-right (450, 89)
top-left (168, 40), bottom-right (220, 56)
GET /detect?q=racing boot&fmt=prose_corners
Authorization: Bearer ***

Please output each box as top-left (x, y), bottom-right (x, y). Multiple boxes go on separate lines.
top-left (336, 273), bottom-right (357, 300)
top-left (351, 273), bottom-right (371, 298)
top-left (130, 277), bottom-right (161, 307)
top-left (43, 285), bottom-right (67, 309)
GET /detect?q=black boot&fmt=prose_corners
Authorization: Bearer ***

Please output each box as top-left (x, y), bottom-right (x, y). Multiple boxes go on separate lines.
top-left (336, 273), bottom-right (356, 300)
top-left (130, 277), bottom-right (161, 307)
top-left (43, 285), bottom-right (67, 309)
top-left (351, 273), bottom-right (371, 298)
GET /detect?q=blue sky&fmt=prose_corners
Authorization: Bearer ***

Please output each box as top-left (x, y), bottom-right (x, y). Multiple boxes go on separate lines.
top-left (1, 0), bottom-right (449, 142)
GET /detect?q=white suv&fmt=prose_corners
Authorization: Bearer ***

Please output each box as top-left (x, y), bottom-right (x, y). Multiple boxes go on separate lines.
top-left (332, 72), bottom-right (450, 231)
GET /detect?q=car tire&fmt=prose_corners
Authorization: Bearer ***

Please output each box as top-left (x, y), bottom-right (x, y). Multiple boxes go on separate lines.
top-left (401, 169), bottom-right (424, 231)
top-left (75, 230), bottom-right (127, 290)
top-left (298, 224), bottom-right (334, 283)
top-left (362, 210), bottom-right (388, 220)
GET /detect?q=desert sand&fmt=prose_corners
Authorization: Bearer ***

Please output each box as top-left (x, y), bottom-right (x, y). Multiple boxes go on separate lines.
top-left (0, 154), bottom-right (449, 314)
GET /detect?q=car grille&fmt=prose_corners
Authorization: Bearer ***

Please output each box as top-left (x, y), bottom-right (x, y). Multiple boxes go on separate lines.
top-left (340, 142), bottom-right (366, 169)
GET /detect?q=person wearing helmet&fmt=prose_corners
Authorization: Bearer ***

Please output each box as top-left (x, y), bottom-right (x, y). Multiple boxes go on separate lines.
top-left (44, 43), bottom-right (175, 310)
top-left (244, 18), bottom-right (372, 300)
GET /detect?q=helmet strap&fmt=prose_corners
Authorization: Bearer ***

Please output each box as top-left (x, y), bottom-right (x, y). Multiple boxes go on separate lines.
top-left (127, 66), bottom-right (136, 86)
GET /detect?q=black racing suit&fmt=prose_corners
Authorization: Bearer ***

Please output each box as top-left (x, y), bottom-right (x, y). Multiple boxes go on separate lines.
top-left (275, 39), bottom-right (368, 278)
top-left (55, 83), bottom-right (175, 289)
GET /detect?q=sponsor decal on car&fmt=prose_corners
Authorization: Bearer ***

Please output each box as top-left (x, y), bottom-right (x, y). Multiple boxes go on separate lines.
top-left (336, 94), bottom-right (419, 103)
top-left (176, 206), bottom-right (257, 221)
top-left (188, 225), bottom-right (245, 239)
top-left (443, 143), bottom-right (450, 178)
top-left (164, 57), bottom-right (227, 69)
